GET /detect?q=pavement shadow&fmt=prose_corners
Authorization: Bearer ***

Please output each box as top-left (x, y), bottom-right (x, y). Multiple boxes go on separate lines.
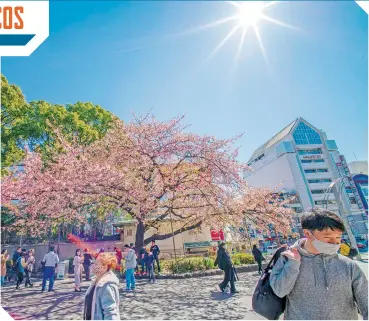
top-left (210, 290), bottom-right (234, 301)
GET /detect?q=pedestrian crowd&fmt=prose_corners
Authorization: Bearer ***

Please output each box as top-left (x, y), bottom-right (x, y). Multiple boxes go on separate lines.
top-left (1, 209), bottom-right (368, 320)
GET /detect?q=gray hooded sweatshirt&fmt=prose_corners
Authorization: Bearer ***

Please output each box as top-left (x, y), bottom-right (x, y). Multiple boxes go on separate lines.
top-left (270, 239), bottom-right (368, 320)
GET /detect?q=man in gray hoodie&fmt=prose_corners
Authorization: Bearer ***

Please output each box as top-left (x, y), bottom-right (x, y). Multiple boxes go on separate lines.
top-left (270, 209), bottom-right (368, 320)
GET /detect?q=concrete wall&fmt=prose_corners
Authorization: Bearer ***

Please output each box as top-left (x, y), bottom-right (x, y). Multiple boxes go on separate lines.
top-left (2, 226), bottom-right (213, 263)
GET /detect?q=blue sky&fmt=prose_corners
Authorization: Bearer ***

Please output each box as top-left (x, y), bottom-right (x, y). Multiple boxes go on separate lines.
top-left (3, 1), bottom-right (368, 163)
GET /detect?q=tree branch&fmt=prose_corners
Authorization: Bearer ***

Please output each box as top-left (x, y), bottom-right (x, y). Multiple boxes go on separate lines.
top-left (143, 220), bottom-right (202, 245)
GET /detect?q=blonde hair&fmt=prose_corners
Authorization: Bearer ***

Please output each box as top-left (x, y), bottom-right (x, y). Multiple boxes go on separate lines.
top-left (97, 253), bottom-right (117, 270)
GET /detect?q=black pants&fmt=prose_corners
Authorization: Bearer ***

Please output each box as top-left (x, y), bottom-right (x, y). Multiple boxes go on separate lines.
top-left (16, 272), bottom-right (24, 288)
top-left (220, 266), bottom-right (236, 292)
top-left (154, 257), bottom-right (160, 273)
top-left (83, 264), bottom-right (91, 281)
top-left (256, 259), bottom-right (262, 273)
top-left (25, 269), bottom-right (33, 286)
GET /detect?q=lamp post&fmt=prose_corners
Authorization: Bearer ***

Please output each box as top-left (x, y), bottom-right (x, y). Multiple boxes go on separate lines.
top-left (323, 176), bottom-right (361, 260)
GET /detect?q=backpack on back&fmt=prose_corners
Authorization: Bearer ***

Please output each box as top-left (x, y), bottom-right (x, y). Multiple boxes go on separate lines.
top-left (252, 246), bottom-right (288, 320)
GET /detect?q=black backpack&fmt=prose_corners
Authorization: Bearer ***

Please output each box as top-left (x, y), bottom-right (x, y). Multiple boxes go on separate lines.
top-left (252, 246), bottom-right (288, 320)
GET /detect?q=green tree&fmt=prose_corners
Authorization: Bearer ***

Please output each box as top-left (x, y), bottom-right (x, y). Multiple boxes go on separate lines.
top-left (1, 74), bottom-right (116, 175)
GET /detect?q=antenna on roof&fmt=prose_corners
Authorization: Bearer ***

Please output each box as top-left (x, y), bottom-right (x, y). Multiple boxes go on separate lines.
top-left (353, 152), bottom-right (358, 161)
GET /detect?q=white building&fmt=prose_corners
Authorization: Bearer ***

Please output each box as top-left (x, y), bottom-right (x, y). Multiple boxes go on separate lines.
top-left (349, 161), bottom-right (368, 175)
top-left (244, 118), bottom-right (368, 237)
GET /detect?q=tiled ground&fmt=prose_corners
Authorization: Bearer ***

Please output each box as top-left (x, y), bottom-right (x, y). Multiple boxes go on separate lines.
top-left (1, 271), bottom-right (264, 320)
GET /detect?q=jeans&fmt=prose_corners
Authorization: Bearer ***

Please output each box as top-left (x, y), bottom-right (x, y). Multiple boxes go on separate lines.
top-left (219, 266), bottom-right (236, 292)
top-left (147, 265), bottom-right (155, 282)
top-left (125, 268), bottom-right (135, 289)
top-left (83, 264), bottom-right (91, 280)
top-left (16, 272), bottom-right (24, 288)
top-left (141, 259), bottom-right (148, 274)
top-left (25, 269), bottom-right (33, 286)
top-left (1, 276), bottom-right (4, 286)
top-left (154, 256), bottom-right (160, 273)
top-left (256, 259), bottom-right (262, 274)
top-left (42, 266), bottom-right (55, 291)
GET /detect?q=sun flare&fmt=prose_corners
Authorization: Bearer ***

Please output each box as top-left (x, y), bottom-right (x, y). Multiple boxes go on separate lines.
top-left (236, 2), bottom-right (265, 28)
top-left (182, 1), bottom-right (300, 63)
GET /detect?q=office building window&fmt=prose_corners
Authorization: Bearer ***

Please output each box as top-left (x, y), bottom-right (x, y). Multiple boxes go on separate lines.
top-left (315, 200), bottom-right (336, 205)
top-left (301, 159), bottom-right (325, 164)
top-left (301, 160), bottom-right (312, 164)
top-left (349, 197), bottom-right (357, 204)
top-left (293, 122), bottom-right (323, 145)
top-left (304, 169), bottom-right (316, 174)
top-left (345, 188), bottom-right (353, 194)
top-left (126, 229), bottom-right (133, 237)
top-left (311, 189), bottom-right (325, 194)
top-left (298, 148), bottom-right (322, 155)
top-left (308, 178), bottom-right (332, 184)
top-left (317, 169), bottom-right (328, 173)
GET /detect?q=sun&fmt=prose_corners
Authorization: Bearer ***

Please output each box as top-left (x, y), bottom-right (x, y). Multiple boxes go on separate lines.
top-left (236, 2), bottom-right (265, 28)
top-left (181, 1), bottom-right (300, 63)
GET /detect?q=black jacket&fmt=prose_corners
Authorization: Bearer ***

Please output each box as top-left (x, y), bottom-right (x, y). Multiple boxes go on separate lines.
top-left (252, 247), bottom-right (263, 262)
top-left (150, 245), bottom-right (160, 258)
top-left (214, 247), bottom-right (232, 270)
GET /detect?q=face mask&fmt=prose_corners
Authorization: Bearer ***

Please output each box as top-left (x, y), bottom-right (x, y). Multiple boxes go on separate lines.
top-left (309, 232), bottom-right (340, 255)
top-left (90, 263), bottom-right (107, 277)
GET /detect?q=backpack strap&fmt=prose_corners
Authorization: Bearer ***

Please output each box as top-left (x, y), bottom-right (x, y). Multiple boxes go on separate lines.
top-left (265, 246), bottom-right (289, 271)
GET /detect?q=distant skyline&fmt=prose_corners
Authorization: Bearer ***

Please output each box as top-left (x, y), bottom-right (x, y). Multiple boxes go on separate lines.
top-left (3, 1), bottom-right (368, 163)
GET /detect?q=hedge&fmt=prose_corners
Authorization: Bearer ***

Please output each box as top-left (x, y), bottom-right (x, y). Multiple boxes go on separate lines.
top-left (160, 253), bottom-right (255, 274)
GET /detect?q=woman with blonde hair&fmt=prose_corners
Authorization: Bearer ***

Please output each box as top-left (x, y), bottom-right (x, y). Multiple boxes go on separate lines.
top-left (1, 249), bottom-right (9, 286)
top-left (73, 249), bottom-right (84, 292)
top-left (83, 253), bottom-right (120, 320)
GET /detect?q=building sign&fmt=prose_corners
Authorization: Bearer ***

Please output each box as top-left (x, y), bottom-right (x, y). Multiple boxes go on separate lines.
top-left (183, 241), bottom-right (212, 249)
top-left (210, 229), bottom-right (224, 241)
top-left (302, 155), bottom-right (322, 160)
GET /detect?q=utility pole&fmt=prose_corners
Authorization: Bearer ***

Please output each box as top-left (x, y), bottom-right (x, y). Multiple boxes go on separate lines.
top-left (169, 210), bottom-right (178, 272)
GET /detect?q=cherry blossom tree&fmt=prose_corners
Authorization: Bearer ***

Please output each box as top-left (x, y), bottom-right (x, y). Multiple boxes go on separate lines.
top-left (2, 115), bottom-right (292, 247)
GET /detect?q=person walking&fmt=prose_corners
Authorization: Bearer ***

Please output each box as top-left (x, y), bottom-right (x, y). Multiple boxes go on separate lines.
top-left (73, 249), bottom-right (84, 292)
top-left (150, 240), bottom-right (161, 274)
top-left (144, 248), bottom-right (155, 283)
top-left (252, 244), bottom-right (264, 274)
top-left (124, 244), bottom-right (137, 291)
top-left (83, 249), bottom-right (93, 281)
top-left (269, 209), bottom-right (368, 320)
top-left (138, 246), bottom-right (147, 276)
top-left (41, 246), bottom-right (59, 292)
top-left (83, 253), bottom-right (120, 320)
top-left (1, 249), bottom-right (9, 287)
top-left (214, 242), bottom-right (238, 294)
top-left (25, 249), bottom-right (35, 287)
top-left (15, 250), bottom-right (26, 290)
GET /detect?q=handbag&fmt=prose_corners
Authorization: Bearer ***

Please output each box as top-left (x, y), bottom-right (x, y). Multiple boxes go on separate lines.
top-left (252, 246), bottom-right (288, 320)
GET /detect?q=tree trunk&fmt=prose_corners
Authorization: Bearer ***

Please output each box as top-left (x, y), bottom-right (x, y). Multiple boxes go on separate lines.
top-left (135, 220), bottom-right (145, 249)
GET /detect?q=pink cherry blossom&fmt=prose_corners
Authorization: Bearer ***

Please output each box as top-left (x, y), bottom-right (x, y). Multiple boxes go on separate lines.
top-left (2, 115), bottom-right (292, 246)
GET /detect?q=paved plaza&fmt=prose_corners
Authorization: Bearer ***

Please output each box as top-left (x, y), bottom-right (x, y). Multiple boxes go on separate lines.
top-left (1, 271), bottom-right (264, 320)
top-left (1, 259), bottom-right (367, 320)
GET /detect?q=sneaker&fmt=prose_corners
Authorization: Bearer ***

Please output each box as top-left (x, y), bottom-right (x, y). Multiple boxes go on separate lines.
top-left (218, 284), bottom-right (225, 293)
top-left (131, 287), bottom-right (135, 291)
top-left (125, 288), bottom-right (131, 291)
top-left (230, 290), bottom-right (239, 294)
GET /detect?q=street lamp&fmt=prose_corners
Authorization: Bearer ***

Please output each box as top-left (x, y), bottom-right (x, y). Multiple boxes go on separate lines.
top-left (323, 176), bottom-right (361, 260)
